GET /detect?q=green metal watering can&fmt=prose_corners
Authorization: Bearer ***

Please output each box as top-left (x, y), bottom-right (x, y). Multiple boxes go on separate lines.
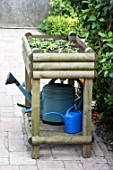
top-left (5, 72), bottom-right (83, 125)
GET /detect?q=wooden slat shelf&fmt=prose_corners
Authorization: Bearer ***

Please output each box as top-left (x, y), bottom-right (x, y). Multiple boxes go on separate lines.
top-left (24, 112), bottom-right (82, 137)
top-left (23, 112), bottom-right (92, 146)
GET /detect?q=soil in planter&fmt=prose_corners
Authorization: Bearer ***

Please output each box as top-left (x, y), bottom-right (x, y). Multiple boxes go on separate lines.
top-left (28, 38), bottom-right (84, 53)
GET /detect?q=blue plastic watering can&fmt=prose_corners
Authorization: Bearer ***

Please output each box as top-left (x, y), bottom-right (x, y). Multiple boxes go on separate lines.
top-left (44, 105), bottom-right (83, 134)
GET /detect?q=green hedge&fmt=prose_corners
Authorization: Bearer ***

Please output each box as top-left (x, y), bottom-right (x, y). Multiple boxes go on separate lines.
top-left (45, 15), bottom-right (79, 35)
top-left (75, 0), bottom-right (113, 126)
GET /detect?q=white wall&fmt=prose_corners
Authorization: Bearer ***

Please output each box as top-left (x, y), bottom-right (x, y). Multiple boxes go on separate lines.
top-left (0, 0), bottom-right (50, 27)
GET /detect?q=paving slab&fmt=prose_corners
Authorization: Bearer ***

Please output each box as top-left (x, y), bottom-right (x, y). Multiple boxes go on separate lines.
top-left (37, 161), bottom-right (64, 169)
top-left (19, 165), bottom-right (38, 170)
top-left (9, 138), bottom-right (27, 151)
top-left (10, 152), bottom-right (36, 165)
top-left (0, 166), bottom-right (19, 170)
top-left (0, 28), bottom-right (113, 170)
top-left (0, 137), bottom-right (8, 149)
top-left (0, 158), bottom-right (9, 165)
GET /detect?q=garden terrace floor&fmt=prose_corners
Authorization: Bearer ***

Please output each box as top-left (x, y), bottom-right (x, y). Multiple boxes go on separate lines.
top-left (0, 28), bottom-right (113, 170)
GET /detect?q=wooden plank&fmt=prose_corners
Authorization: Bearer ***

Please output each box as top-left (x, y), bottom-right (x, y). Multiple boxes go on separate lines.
top-left (33, 53), bottom-right (95, 62)
top-left (22, 48), bottom-right (27, 69)
top-left (32, 135), bottom-right (92, 145)
top-left (33, 62), bottom-right (95, 70)
top-left (25, 68), bottom-right (31, 106)
top-left (22, 48), bottom-right (32, 78)
top-left (31, 79), bottom-right (40, 159)
top-left (23, 112), bottom-right (32, 144)
top-left (25, 33), bottom-right (67, 40)
top-left (85, 47), bottom-right (94, 53)
top-left (82, 79), bottom-right (92, 157)
top-left (21, 116), bottom-right (83, 136)
top-left (22, 36), bottom-right (32, 59)
top-left (75, 36), bottom-right (88, 49)
top-left (22, 48), bottom-right (32, 77)
top-left (33, 70), bottom-right (95, 79)
top-left (75, 36), bottom-right (94, 53)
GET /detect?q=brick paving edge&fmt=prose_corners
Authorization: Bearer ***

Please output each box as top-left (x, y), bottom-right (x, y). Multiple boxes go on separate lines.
top-left (92, 124), bottom-right (113, 168)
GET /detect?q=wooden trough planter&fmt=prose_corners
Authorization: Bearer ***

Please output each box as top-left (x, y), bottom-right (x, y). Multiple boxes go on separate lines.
top-left (22, 32), bottom-right (96, 159)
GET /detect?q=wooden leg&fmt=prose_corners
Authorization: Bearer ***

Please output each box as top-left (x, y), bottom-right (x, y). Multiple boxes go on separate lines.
top-left (31, 79), bottom-right (40, 159)
top-left (25, 68), bottom-right (31, 106)
top-left (82, 79), bottom-right (92, 158)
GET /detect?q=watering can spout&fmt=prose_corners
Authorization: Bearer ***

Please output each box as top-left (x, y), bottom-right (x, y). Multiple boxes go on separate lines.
top-left (5, 72), bottom-right (32, 103)
top-left (44, 112), bottom-right (64, 120)
top-left (43, 105), bottom-right (82, 134)
top-left (5, 72), bottom-right (20, 86)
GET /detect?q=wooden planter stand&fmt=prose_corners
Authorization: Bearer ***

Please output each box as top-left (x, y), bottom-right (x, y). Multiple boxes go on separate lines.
top-left (22, 33), bottom-right (96, 159)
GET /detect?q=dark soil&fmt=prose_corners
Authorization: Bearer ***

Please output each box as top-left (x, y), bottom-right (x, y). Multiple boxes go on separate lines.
top-left (28, 37), bottom-right (85, 53)
top-left (92, 111), bottom-right (113, 147)
top-left (73, 41), bottom-right (84, 53)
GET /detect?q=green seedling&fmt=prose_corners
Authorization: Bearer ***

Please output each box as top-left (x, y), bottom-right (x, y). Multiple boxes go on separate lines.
top-left (28, 38), bottom-right (79, 53)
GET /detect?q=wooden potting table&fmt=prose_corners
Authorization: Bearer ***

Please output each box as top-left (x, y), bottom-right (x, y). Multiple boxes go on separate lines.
top-left (22, 33), bottom-right (96, 159)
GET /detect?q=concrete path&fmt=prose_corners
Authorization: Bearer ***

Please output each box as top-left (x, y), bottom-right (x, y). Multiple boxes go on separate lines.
top-left (0, 28), bottom-right (113, 170)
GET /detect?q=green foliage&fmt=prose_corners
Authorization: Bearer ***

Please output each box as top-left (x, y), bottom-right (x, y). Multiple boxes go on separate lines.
top-left (49, 0), bottom-right (75, 17)
top-left (37, 0), bottom-right (79, 35)
top-left (45, 15), bottom-right (79, 35)
top-left (37, 19), bottom-right (47, 32)
top-left (36, 0), bottom-right (113, 125)
top-left (93, 75), bottom-right (113, 126)
top-left (76, 0), bottom-right (113, 125)
top-left (28, 38), bottom-right (79, 53)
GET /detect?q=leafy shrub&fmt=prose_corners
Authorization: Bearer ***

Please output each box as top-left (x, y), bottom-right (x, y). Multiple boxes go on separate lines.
top-left (37, 19), bottom-right (47, 32)
top-left (45, 15), bottom-right (79, 35)
top-left (37, 0), bottom-right (79, 34)
top-left (74, 0), bottom-right (113, 125)
top-left (37, 0), bottom-right (113, 125)
top-left (49, 0), bottom-right (75, 16)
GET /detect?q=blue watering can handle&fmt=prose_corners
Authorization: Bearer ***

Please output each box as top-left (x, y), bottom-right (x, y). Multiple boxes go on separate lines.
top-left (66, 105), bottom-right (82, 114)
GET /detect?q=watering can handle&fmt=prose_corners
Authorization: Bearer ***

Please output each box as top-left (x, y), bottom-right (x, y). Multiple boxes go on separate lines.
top-left (48, 79), bottom-right (64, 85)
top-left (66, 105), bottom-right (82, 114)
top-left (48, 79), bottom-right (57, 85)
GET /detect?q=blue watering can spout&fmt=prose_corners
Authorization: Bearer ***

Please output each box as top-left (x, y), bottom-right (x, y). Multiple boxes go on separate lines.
top-left (44, 105), bottom-right (82, 134)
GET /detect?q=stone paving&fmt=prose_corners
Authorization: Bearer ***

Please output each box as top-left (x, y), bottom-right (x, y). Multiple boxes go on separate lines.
top-left (0, 28), bottom-right (113, 170)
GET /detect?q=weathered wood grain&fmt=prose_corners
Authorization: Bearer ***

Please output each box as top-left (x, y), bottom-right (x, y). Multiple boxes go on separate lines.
top-left (32, 135), bottom-right (92, 145)
top-left (33, 62), bottom-right (95, 70)
top-left (82, 79), bottom-right (92, 157)
top-left (31, 79), bottom-right (40, 159)
top-left (33, 70), bottom-right (95, 79)
top-left (33, 53), bottom-right (95, 62)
